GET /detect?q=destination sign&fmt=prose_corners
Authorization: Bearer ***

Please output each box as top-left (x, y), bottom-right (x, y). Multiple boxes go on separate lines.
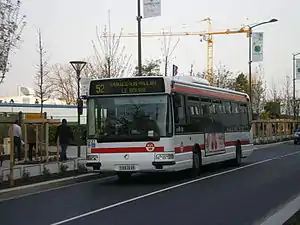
top-left (89, 77), bottom-right (165, 95)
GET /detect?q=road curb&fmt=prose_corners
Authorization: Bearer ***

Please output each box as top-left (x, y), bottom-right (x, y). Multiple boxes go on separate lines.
top-left (0, 173), bottom-right (99, 195)
top-left (258, 192), bottom-right (300, 225)
top-left (255, 140), bottom-right (292, 150)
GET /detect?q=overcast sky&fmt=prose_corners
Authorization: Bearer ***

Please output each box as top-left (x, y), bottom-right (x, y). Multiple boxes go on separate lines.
top-left (0, 0), bottom-right (299, 97)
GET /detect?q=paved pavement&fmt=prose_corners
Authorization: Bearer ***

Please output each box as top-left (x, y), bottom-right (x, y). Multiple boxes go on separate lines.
top-left (0, 142), bottom-right (300, 225)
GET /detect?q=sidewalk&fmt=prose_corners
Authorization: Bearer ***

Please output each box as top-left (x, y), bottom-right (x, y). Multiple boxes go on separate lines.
top-left (0, 145), bottom-right (87, 182)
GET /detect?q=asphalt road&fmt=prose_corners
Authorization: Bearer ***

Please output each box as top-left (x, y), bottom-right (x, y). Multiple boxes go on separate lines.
top-left (1, 142), bottom-right (300, 225)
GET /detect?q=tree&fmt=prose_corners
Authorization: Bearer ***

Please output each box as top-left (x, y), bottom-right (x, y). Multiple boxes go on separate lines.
top-left (34, 29), bottom-right (52, 113)
top-left (212, 63), bottom-right (235, 89)
top-left (264, 101), bottom-right (281, 119)
top-left (196, 63), bottom-right (235, 89)
top-left (282, 75), bottom-right (292, 116)
top-left (50, 64), bottom-right (75, 105)
top-left (92, 11), bottom-right (132, 78)
top-left (134, 59), bottom-right (162, 76)
top-left (251, 65), bottom-right (266, 117)
top-left (234, 73), bottom-right (248, 93)
top-left (269, 81), bottom-right (282, 102)
top-left (0, 0), bottom-right (26, 84)
top-left (49, 61), bottom-right (97, 105)
top-left (160, 29), bottom-right (179, 76)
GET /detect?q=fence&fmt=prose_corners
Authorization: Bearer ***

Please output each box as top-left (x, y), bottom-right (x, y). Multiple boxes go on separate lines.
top-left (252, 119), bottom-right (295, 144)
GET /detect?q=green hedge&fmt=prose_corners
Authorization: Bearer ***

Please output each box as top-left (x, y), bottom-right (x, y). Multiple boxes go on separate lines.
top-left (49, 124), bottom-right (87, 146)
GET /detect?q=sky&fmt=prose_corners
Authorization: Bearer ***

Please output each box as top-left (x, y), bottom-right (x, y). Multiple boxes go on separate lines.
top-left (0, 0), bottom-right (299, 97)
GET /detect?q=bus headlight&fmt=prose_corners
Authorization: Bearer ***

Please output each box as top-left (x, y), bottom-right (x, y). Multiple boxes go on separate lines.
top-left (86, 154), bottom-right (99, 161)
top-left (155, 153), bottom-right (174, 160)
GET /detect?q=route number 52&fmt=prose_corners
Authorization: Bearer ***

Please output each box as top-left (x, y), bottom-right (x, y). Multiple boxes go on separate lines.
top-left (95, 84), bottom-right (104, 94)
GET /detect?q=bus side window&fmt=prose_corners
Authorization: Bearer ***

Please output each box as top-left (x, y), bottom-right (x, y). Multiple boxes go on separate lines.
top-left (173, 94), bottom-right (186, 125)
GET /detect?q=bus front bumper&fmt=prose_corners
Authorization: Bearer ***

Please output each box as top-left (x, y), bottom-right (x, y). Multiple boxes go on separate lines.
top-left (85, 152), bottom-right (176, 172)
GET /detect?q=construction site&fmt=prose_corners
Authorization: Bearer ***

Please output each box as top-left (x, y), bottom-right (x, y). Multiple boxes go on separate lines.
top-left (102, 16), bottom-right (253, 83)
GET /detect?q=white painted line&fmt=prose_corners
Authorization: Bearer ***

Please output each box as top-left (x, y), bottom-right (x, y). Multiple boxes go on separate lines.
top-left (259, 193), bottom-right (300, 225)
top-left (50, 150), bottom-right (300, 225)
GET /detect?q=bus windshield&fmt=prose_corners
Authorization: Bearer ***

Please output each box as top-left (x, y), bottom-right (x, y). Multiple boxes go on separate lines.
top-left (87, 95), bottom-right (171, 142)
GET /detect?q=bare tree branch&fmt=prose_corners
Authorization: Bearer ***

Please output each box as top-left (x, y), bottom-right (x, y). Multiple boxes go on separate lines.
top-left (49, 60), bottom-right (98, 105)
top-left (251, 65), bottom-right (266, 116)
top-left (211, 62), bottom-right (235, 88)
top-left (160, 28), bottom-right (180, 76)
top-left (282, 74), bottom-right (292, 116)
top-left (92, 11), bottom-right (132, 78)
top-left (34, 28), bottom-right (53, 113)
top-left (0, 0), bottom-right (26, 84)
top-left (49, 64), bottom-right (76, 105)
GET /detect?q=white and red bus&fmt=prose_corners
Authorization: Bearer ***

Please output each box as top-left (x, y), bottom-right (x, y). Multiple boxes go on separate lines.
top-left (81, 75), bottom-right (253, 180)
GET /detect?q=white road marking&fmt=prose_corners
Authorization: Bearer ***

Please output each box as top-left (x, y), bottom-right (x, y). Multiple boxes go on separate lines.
top-left (258, 192), bottom-right (300, 225)
top-left (50, 150), bottom-right (300, 225)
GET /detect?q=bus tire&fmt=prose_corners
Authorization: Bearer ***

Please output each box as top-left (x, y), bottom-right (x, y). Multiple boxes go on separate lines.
top-left (117, 172), bottom-right (132, 182)
top-left (191, 148), bottom-right (202, 177)
top-left (232, 142), bottom-right (242, 166)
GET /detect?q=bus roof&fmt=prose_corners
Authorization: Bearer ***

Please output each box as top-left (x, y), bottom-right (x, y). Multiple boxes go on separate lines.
top-left (170, 76), bottom-right (249, 101)
top-left (83, 76), bottom-right (249, 101)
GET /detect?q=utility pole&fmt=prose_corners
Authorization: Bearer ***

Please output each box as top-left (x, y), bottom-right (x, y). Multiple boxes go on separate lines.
top-left (190, 64), bottom-right (194, 76)
top-left (248, 28), bottom-right (252, 106)
top-left (38, 29), bottom-right (44, 114)
top-left (247, 18), bottom-right (278, 107)
top-left (164, 56), bottom-right (168, 76)
top-left (293, 53), bottom-right (300, 120)
top-left (137, 0), bottom-right (142, 76)
top-left (69, 61), bottom-right (86, 158)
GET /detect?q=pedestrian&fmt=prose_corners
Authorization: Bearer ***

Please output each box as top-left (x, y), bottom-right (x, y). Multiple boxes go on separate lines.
top-left (8, 120), bottom-right (23, 162)
top-left (55, 119), bottom-right (74, 161)
top-left (0, 137), bottom-right (4, 167)
top-left (27, 123), bottom-right (36, 161)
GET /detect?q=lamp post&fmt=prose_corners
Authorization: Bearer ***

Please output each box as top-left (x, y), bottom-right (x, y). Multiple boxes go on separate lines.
top-left (69, 60), bottom-right (87, 158)
top-left (293, 53), bottom-right (300, 120)
top-left (247, 18), bottom-right (278, 106)
top-left (137, 0), bottom-right (142, 76)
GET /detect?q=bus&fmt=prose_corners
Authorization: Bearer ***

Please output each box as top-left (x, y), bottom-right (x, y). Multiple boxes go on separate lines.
top-left (81, 75), bottom-right (253, 180)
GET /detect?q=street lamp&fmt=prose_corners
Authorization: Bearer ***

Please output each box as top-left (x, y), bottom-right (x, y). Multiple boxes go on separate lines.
top-left (70, 60), bottom-right (87, 158)
top-left (247, 18), bottom-right (278, 105)
top-left (293, 53), bottom-right (300, 120)
top-left (137, 0), bottom-right (142, 76)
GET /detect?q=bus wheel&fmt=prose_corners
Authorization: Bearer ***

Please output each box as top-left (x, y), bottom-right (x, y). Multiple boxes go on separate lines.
top-left (117, 172), bottom-right (132, 182)
top-left (191, 150), bottom-right (201, 177)
top-left (231, 143), bottom-right (242, 167)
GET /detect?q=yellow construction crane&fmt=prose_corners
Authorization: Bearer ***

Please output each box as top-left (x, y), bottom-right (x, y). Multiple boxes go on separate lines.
top-left (103, 18), bottom-right (249, 83)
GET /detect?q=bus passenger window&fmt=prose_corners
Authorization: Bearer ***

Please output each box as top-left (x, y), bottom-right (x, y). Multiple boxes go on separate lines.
top-left (173, 94), bottom-right (186, 125)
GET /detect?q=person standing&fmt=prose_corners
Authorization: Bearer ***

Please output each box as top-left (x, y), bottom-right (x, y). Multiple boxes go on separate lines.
top-left (8, 120), bottom-right (23, 162)
top-left (0, 137), bottom-right (4, 167)
top-left (27, 123), bottom-right (36, 161)
top-left (55, 119), bottom-right (74, 161)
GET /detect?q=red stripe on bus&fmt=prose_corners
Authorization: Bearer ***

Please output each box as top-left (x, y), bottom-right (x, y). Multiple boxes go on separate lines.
top-left (91, 140), bottom-right (250, 154)
top-left (173, 85), bottom-right (248, 102)
top-left (174, 140), bottom-right (250, 153)
top-left (91, 146), bottom-right (165, 154)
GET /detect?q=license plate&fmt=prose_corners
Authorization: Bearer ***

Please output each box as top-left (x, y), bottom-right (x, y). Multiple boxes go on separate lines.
top-left (117, 165), bottom-right (136, 171)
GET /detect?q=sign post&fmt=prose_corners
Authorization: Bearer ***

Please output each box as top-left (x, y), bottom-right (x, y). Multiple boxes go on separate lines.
top-left (252, 32), bottom-right (264, 62)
